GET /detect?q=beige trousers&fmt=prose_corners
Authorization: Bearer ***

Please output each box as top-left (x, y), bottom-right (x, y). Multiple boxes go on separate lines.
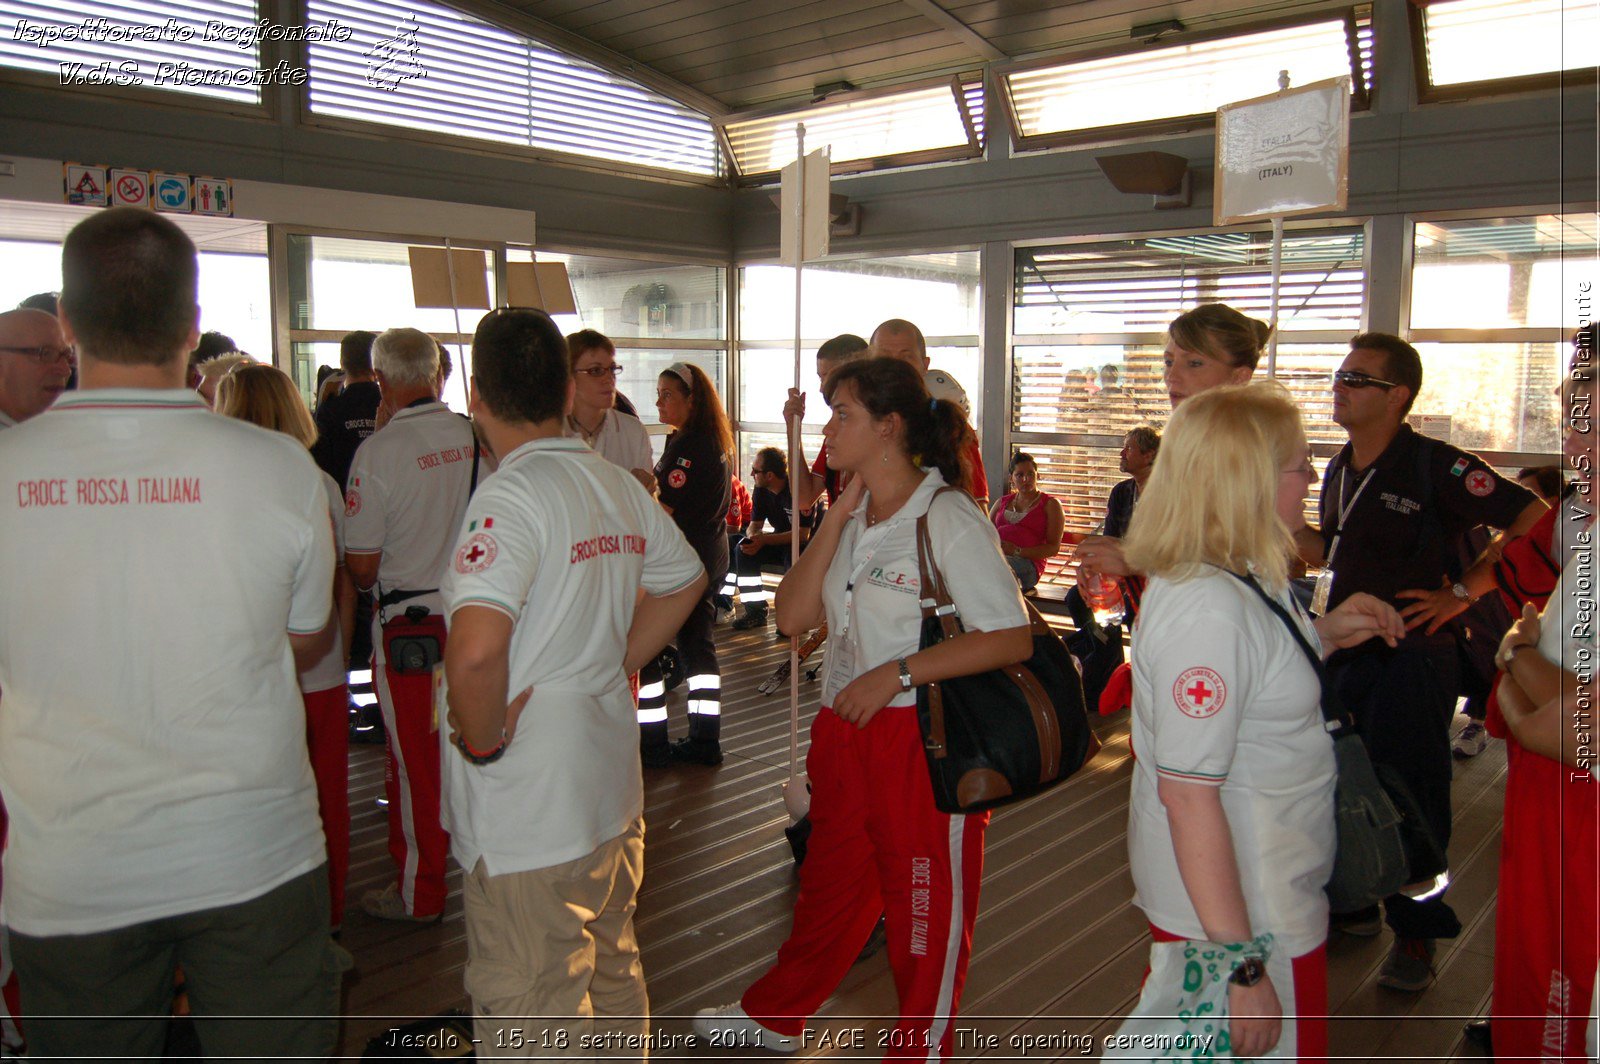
top-left (464, 817), bottom-right (649, 1060)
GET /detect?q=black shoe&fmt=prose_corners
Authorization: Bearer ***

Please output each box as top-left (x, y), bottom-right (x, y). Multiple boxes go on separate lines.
top-left (641, 742), bottom-right (673, 769)
top-left (731, 606), bottom-right (768, 630)
top-left (670, 737), bottom-right (724, 766)
top-left (349, 704), bottom-right (386, 744)
top-left (1463, 1019), bottom-right (1491, 1053)
top-left (854, 916), bottom-right (888, 964)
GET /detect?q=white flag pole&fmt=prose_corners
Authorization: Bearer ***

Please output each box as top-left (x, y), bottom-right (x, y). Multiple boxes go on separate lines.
top-left (1265, 70), bottom-right (1291, 378)
top-left (786, 123), bottom-right (807, 806)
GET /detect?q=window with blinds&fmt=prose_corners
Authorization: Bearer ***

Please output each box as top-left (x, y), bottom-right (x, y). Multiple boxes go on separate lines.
top-left (1413, 0), bottom-right (1599, 99)
top-left (1012, 226), bottom-right (1368, 587)
top-left (0, 0), bottom-right (263, 104)
top-left (1002, 10), bottom-right (1373, 150)
top-left (720, 77), bottom-right (984, 179)
top-left (304, 0), bottom-right (720, 177)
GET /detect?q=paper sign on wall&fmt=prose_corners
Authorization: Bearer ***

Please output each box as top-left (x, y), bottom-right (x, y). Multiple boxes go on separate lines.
top-left (1214, 76), bottom-right (1350, 226)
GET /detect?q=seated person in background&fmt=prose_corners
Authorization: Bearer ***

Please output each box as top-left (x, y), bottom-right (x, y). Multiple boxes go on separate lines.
top-left (1516, 464), bottom-right (1565, 505)
top-left (717, 473), bottom-right (753, 615)
top-left (730, 447), bottom-right (814, 630)
top-left (989, 451), bottom-right (1063, 593)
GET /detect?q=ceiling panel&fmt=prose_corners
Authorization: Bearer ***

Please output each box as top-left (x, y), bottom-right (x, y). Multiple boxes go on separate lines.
top-left (619, 0), bottom-right (910, 64)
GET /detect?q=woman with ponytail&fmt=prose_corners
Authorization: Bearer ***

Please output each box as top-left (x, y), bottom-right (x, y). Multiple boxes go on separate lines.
top-left (693, 356), bottom-right (1032, 1058)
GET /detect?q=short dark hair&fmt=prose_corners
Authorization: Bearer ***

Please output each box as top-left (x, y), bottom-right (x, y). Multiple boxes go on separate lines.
top-left (340, 330), bottom-right (378, 374)
top-left (1350, 332), bottom-right (1423, 415)
top-left (60, 207), bottom-right (197, 365)
top-left (1125, 424), bottom-right (1161, 454)
top-left (18, 292), bottom-right (58, 315)
top-left (817, 334), bottom-right (868, 365)
top-left (754, 446), bottom-right (787, 482)
top-left (1009, 451), bottom-right (1036, 473)
top-left (472, 309), bottom-right (570, 425)
top-left (1516, 465), bottom-right (1565, 501)
top-left (191, 330), bottom-right (237, 362)
top-left (566, 328), bottom-right (616, 367)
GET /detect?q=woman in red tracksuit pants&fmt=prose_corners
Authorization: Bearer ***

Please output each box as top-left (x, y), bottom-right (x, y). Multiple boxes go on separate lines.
top-left (693, 356), bottom-right (1032, 1059)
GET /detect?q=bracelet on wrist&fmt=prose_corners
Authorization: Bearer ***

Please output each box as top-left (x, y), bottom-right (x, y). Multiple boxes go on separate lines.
top-left (453, 729), bottom-right (509, 765)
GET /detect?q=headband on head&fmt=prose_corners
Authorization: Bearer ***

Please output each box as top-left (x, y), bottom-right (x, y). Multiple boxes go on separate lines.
top-left (663, 362), bottom-right (695, 391)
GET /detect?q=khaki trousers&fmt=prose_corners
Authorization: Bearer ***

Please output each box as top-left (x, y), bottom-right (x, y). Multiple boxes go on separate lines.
top-left (464, 818), bottom-right (648, 1060)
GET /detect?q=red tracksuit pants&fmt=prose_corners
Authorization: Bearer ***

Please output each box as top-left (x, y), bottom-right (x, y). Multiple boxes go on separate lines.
top-left (742, 705), bottom-right (987, 1061)
top-left (1491, 735), bottom-right (1599, 1062)
top-left (302, 684), bottom-right (351, 928)
top-left (375, 649), bottom-right (449, 917)
top-left (0, 802), bottom-right (21, 1051)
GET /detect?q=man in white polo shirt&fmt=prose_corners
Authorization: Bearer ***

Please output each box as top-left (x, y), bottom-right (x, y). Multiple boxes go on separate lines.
top-left (440, 308), bottom-right (704, 1054)
top-left (0, 207), bottom-right (337, 1056)
top-left (345, 326), bottom-right (480, 922)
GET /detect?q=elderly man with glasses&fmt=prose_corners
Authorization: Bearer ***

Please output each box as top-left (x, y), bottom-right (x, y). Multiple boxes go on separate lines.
top-left (1294, 332), bottom-right (1546, 994)
top-left (0, 308), bottom-right (73, 429)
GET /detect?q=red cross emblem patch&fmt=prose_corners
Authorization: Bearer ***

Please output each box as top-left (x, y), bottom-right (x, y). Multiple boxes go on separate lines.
top-left (1464, 470), bottom-right (1494, 497)
top-left (667, 468), bottom-right (687, 489)
top-left (454, 532), bottom-right (498, 574)
top-left (1173, 666), bottom-right (1226, 719)
top-left (344, 487), bottom-right (361, 517)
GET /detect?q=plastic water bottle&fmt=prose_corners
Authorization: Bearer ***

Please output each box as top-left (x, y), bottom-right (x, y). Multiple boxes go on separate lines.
top-left (1081, 572), bottom-right (1125, 627)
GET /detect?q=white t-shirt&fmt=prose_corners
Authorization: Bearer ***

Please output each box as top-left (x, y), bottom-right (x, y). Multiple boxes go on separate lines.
top-left (1127, 569), bottom-right (1336, 957)
top-left (564, 409), bottom-right (651, 474)
top-left (298, 470), bottom-right (348, 694)
top-left (0, 388), bottom-right (333, 935)
top-left (440, 437), bottom-right (703, 875)
top-left (345, 401), bottom-right (477, 614)
top-left (820, 470), bottom-right (1025, 707)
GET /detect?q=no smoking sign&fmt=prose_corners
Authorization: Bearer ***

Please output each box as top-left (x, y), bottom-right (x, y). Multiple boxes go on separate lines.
top-left (109, 168), bottom-right (150, 208)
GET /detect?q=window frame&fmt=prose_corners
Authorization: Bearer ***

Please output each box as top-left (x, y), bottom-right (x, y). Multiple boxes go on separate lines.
top-left (716, 74), bottom-right (984, 184)
top-left (997, 8), bottom-right (1374, 154)
top-left (1407, 0), bottom-right (1599, 104)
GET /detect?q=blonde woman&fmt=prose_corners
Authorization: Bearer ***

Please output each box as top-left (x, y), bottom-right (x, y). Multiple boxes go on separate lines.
top-left (216, 365), bottom-right (356, 929)
top-left (1111, 384), bottom-right (1402, 1060)
top-left (194, 351), bottom-right (254, 408)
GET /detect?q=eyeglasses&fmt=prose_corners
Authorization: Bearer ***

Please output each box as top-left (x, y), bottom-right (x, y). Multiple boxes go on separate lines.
top-left (1332, 369), bottom-right (1398, 390)
top-left (575, 364), bottom-right (623, 379)
top-left (0, 344), bottom-right (75, 366)
top-left (750, 467), bottom-right (766, 476)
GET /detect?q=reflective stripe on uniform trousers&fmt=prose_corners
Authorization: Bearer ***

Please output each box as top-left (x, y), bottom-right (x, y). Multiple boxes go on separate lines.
top-left (686, 673), bottom-right (721, 717)
top-left (636, 680), bottom-right (668, 725)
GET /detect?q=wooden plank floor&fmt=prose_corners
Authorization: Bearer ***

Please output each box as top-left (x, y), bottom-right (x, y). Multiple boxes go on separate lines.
top-left (333, 622), bottom-right (1504, 1060)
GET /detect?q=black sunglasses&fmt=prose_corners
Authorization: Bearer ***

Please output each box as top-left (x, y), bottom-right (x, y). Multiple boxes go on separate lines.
top-left (1333, 369), bottom-right (1399, 390)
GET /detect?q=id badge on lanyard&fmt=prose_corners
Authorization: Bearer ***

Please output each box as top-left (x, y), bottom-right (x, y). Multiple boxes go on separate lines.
top-left (1314, 465), bottom-right (1376, 617)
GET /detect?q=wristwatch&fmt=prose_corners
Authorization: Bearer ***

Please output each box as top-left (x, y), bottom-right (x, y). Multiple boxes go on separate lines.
top-left (897, 658), bottom-right (914, 691)
top-left (1450, 581), bottom-right (1475, 603)
top-left (1228, 955), bottom-right (1268, 988)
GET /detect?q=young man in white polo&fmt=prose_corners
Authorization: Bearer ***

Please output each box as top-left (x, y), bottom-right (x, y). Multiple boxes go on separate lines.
top-left (344, 326), bottom-right (480, 922)
top-left (440, 307), bottom-right (705, 1055)
top-left (0, 207), bottom-right (337, 1056)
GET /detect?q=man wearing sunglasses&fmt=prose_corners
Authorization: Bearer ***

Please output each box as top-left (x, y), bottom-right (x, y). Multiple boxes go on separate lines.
top-left (1295, 333), bottom-right (1546, 994)
top-left (0, 308), bottom-right (73, 429)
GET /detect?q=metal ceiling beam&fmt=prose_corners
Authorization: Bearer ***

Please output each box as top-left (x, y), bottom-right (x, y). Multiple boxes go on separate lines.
top-left (447, 0), bottom-right (732, 118)
top-left (899, 0), bottom-right (1007, 63)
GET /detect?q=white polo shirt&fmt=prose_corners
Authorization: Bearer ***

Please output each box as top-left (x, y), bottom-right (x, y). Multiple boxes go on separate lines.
top-left (297, 470), bottom-right (348, 694)
top-left (564, 409), bottom-right (652, 473)
top-left (820, 470), bottom-right (1025, 707)
top-left (1539, 528), bottom-right (1597, 674)
top-left (1127, 569), bottom-right (1335, 956)
top-left (440, 437), bottom-right (702, 875)
top-left (345, 400), bottom-right (477, 613)
top-left (0, 388), bottom-right (333, 935)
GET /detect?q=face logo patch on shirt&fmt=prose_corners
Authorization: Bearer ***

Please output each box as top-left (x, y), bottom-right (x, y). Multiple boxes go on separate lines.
top-left (667, 468), bottom-right (687, 489)
top-left (1465, 470), bottom-right (1495, 497)
top-left (455, 532), bottom-right (498, 574)
top-left (1172, 666), bottom-right (1226, 719)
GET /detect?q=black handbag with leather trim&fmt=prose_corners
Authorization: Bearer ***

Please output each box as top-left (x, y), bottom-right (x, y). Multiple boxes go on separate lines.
top-left (913, 487), bottom-right (1100, 814)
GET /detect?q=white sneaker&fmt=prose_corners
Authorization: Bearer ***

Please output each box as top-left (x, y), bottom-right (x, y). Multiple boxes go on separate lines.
top-left (692, 1003), bottom-right (797, 1054)
top-left (1452, 721), bottom-right (1489, 759)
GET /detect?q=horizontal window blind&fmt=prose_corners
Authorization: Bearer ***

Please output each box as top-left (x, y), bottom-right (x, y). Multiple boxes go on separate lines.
top-left (306, 0), bottom-right (719, 177)
top-left (0, 0), bottom-right (261, 103)
top-left (1005, 11), bottom-right (1372, 146)
top-left (1421, 0), bottom-right (1598, 87)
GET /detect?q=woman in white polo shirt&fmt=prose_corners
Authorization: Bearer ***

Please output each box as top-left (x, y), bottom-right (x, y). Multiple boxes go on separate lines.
top-left (693, 356), bottom-right (1033, 1059)
top-left (562, 329), bottom-right (654, 491)
top-left (1111, 384), bottom-right (1403, 1061)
